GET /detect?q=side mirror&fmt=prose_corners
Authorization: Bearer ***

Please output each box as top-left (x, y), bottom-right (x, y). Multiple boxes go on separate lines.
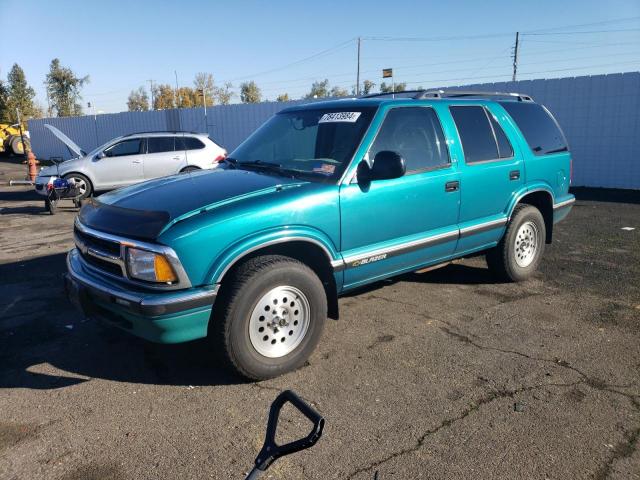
top-left (96, 151), bottom-right (106, 160)
top-left (246, 390), bottom-right (324, 479)
top-left (358, 151), bottom-right (405, 183)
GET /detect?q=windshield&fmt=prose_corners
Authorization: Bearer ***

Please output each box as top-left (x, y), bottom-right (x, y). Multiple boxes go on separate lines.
top-left (229, 107), bottom-right (376, 181)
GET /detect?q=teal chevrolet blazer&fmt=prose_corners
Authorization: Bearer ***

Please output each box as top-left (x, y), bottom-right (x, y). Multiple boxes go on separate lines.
top-left (65, 90), bottom-right (575, 380)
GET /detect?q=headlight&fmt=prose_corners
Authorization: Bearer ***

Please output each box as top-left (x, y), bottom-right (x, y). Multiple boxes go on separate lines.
top-left (126, 248), bottom-right (178, 283)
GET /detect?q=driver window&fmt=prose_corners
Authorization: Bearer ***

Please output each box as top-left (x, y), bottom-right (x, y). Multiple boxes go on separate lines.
top-left (104, 139), bottom-right (142, 157)
top-left (369, 107), bottom-right (450, 173)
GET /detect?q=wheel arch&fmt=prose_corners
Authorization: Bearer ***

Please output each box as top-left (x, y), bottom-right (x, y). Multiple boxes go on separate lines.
top-left (210, 233), bottom-right (342, 320)
top-left (509, 187), bottom-right (554, 243)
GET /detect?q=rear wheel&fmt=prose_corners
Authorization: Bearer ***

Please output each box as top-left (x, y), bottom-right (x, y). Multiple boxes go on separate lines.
top-left (63, 173), bottom-right (92, 199)
top-left (10, 136), bottom-right (30, 155)
top-left (211, 255), bottom-right (327, 380)
top-left (486, 204), bottom-right (546, 282)
top-left (181, 166), bottom-right (200, 173)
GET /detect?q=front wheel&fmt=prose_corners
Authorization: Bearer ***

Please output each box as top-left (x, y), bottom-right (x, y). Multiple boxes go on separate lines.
top-left (486, 204), bottom-right (546, 282)
top-left (63, 173), bottom-right (92, 199)
top-left (212, 255), bottom-right (327, 380)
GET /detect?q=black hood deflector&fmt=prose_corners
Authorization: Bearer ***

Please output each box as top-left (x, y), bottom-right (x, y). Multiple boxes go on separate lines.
top-left (79, 199), bottom-right (171, 240)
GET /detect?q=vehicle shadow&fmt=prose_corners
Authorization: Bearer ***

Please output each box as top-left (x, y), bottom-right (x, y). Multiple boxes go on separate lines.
top-left (342, 261), bottom-right (505, 298)
top-left (0, 253), bottom-right (241, 391)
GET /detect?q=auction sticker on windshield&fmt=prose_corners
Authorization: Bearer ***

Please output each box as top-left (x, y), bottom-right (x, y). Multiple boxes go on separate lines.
top-left (319, 112), bottom-right (361, 123)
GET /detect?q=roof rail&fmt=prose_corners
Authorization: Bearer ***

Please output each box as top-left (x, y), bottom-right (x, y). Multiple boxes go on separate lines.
top-left (415, 90), bottom-right (534, 102)
top-left (124, 130), bottom-right (205, 136)
top-left (361, 90), bottom-right (426, 99)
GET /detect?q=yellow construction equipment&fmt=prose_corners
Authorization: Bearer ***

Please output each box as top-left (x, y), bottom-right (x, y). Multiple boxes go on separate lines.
top-left (0, 123), bottom-right (30, 155)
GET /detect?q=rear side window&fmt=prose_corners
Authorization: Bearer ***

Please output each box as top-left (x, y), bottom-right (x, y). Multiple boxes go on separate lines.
top-left (450, 106), bottom-right (498, 163)
top-left (176, 136), bottom-right (205, 150)
top-left (488, 113), bottom-right (513, 159)
top-left (370, 107), bottom-right (449, 173)
top-left (499, 102), bottom-right (568, 155)
top-left (147, 136), bottom-right (175, 153)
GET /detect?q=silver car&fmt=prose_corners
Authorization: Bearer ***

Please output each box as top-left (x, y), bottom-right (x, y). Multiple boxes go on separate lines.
top-left (35, 126), bottom-right (227, 198)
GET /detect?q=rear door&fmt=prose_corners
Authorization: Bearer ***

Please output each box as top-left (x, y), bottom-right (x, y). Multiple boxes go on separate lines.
top-left (448, 104), bottom-right (524, 253)
top-left (92, 137), bottom-right (145, 189)
top-left (340, 105), bottom-right (460, 289)
top-left (144, 136), bottom-right (185, 179)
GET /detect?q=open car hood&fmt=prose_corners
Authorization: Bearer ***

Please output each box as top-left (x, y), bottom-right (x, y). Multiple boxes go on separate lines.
top-left (44, 124), bottom-right (85, 158)
top-left (78, 168), bottom-right (307, 240)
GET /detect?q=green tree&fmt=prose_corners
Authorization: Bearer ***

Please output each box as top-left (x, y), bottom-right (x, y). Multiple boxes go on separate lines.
top-left (305, 79), bottom-right (330, 99)
top-left (330, 85), bottom-right (349, 97)
top-left (45, 58), bottom-right (89, 117)
top-left (6, 64), bottom-right (37, 122)
top-left (215, 82), bottom-right (234, 105)
top-left (0, 79), bottom-right (9, 122)
top-left (193, 72), bottom-right (215, 106)
top-left (276, 93), bottom-right (290, 102)
top-left (240, 81), bottom-right (261, 103)
top-left (153, 84), bottom-right (176, 110)
top-left (362, 79), bottom-right (376, 95)
top-left (380, 81), bottom-right (406, 93)
top-left (127, 86), bottom-right (149, 111)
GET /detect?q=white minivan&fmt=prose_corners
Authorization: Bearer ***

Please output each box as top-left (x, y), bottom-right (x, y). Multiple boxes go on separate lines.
top-left (35, 126), bottom-right (227, 198)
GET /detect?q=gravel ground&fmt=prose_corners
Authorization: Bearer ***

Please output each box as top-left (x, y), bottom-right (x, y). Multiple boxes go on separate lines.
top-left (0, 165), bottom-right (638, 479)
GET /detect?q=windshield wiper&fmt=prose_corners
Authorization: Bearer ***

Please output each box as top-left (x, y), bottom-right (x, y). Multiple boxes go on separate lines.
top-left (219, 156), bottom-right (238, 169)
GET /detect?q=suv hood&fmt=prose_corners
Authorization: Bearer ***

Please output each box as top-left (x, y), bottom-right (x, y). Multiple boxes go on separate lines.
top-left (44, 124), bottom-right (86, 158)
top-left (79, 168), bottom-right (308, 240)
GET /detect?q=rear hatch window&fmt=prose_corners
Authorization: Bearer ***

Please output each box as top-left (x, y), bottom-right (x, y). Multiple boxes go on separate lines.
top-left (499, 102), bottom-right (568, 156)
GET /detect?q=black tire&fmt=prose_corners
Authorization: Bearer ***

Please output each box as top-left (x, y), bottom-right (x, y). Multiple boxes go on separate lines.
top-left (10, 136), bottom-right (30, 155)
top-left (211, 255), bottom-right (327, 380)
top-left (45, 198), bottom-right (58, 215)
top-left (181, 166), bottom-right (200, 173)
top-left (63, 173), bottom-right (92, 199)
top-left (486, 204), bottom-right (546, 282)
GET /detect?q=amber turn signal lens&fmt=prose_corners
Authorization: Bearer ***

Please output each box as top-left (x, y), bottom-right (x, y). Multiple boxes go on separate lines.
top-left (154, 254), bottom-right (178, 283)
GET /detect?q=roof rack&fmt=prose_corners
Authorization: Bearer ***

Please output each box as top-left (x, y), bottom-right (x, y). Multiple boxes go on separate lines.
top-left (361, 89), bottom-right (533, 102)
top-left (124, 130), bottom-right (205, 136)
top-left (416, 90), bottom-right (533, 101)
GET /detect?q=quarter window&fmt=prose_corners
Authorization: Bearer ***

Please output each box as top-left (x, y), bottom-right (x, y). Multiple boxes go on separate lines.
top-left (449, 106), bottom-right (499, 163)
top-left (369, 107), bottom-right (449, 173)
top-left (176, 136), bottom-right (205, 150)
top-left (147, 137), bottom-right (175, 153)
top-left (104, 139), bottom-right (142, 157)
top-left (499, 102), bottom-right (568, 155)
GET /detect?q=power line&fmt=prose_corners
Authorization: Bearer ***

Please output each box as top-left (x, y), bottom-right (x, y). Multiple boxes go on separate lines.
top-left (522, 28), bottom-right (640, 36)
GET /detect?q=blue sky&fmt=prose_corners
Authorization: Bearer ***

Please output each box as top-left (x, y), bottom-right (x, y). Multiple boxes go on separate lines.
top-left (1, 0), bottom-right (639, 114)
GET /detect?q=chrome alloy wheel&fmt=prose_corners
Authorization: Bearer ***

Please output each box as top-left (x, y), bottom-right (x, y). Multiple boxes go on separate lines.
top-left (248, 285), bottom-right (310, 358)
top-left (67, 176), bottom-right (87, 196)
top-left (514, 221), bottom-right (539, 268)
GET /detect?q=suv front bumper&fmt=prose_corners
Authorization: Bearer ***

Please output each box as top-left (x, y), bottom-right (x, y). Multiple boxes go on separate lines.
top-left (65, 249), bottom-right (218, 343)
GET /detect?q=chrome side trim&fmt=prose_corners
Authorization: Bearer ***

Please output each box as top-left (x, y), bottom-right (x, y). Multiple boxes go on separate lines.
top-left (342, 229), bottom-right (459, 267)
top-left (215, 236), bottom-right (339, 283)
top-left (75, 219), bottom-right (192, 290)
top-left (459, 218), bottom-right (507, 238)
top-left (553, 197), bottom-right (575, 210)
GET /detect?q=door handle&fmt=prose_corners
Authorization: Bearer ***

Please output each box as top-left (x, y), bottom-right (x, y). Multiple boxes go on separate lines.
top-left (509, 170), bottom-right (520, 180)
top-left (445, 181), bottom-right (460, 192)
top-left (172, 156), bottom-right (182, 160)
top-left (132, 160), bottom-right (141, 164)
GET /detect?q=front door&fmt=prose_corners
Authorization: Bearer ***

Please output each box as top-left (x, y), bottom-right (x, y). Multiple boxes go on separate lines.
top-left (92, 137), bottom-right (145, 189)
top-left (340, 106), bottom-right (460, 289)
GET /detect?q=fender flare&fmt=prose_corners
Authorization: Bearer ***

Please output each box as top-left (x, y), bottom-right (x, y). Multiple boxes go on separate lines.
top-left (506, 184), bottom-right (555, 220)
top-left (206, 227), bottom-right (342, 284)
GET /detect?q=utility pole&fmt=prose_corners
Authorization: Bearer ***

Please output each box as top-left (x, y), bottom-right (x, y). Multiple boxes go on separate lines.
top-left (356, 37), bottom-right (361, 96)
top-left (512, 31), bottom-right (520, 82)
top-left (148, 79), bottom-right (155, 110)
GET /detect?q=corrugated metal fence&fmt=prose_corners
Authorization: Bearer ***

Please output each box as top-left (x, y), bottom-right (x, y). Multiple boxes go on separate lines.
top-left (28, 72), bottom-right (640, 189)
